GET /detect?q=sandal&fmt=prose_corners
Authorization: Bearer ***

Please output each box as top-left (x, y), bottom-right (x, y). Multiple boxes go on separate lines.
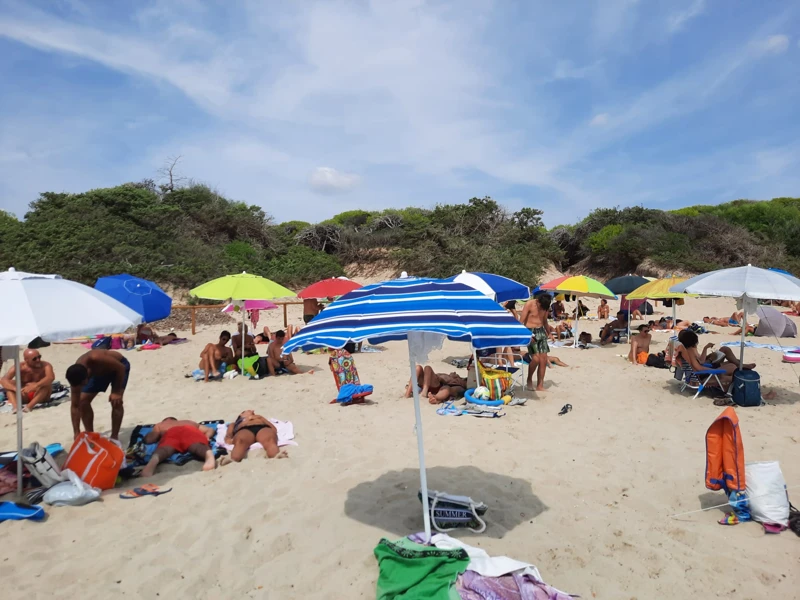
top-left (119, 484), bottom-right (173, 499)
top-left (558, 403), bottom-right (572, 416)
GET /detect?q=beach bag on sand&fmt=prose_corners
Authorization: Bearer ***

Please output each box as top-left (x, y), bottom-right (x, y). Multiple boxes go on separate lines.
top-left (746, 461), bottom-right (790, 528)
top-left (418, 490), bottom-right (488, 534)
top-left (43, 469), bottom-right (101, 507)
top-left (64, 433), bottom-right (123, 490)
top-left (645, 353), bottom-right (667, 368)
top-left (21, 442), bottom-right (64, 488)
top-left (705, 407), bottom-right (745, 493)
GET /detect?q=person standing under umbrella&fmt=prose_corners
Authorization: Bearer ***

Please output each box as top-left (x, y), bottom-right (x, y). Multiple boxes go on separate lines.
top-left (521, 295), bottom-right (551, 392)
top-left (65, 350), bottom-right (131, 440)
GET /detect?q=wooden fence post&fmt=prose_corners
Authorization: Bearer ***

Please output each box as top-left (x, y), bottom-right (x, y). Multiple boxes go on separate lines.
top-left (191, 307), bottom-right (196, 335)
top-left (283, 303), bottom-right (288, 328)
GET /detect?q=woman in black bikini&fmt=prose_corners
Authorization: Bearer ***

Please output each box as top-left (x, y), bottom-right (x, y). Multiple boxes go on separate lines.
top-left (224, 410), bottom-right (286, 461)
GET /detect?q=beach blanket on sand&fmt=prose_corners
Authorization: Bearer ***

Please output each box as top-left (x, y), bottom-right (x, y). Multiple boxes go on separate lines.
top-left (125, 421), bottom-right (226, 467)
top-left (374, 537), bottom-right (469, 600)
top-left (214, 420), bottom-right (297, 451)
top-left (720, 341), bottom-right (800, 354)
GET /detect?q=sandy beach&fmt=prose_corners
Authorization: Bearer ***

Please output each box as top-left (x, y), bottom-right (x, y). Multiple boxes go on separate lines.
top-left (1, 296), bottom-right (799, 599)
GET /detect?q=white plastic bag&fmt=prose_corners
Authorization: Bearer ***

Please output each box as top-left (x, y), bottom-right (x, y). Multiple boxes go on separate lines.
top-left (746, 461), bottom-right (789, 526)
top-left (43, 468), bottom-right (101, 507)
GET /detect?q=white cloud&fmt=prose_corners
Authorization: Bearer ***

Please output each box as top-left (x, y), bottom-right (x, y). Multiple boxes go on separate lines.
top-left (589, 113), bottom-right (610, 127)
top-left (309, 167), bottom-right (361, 195)
top-left (753, 34), bottom-right (790, 56)
top-left (667, 0), bottom-right (706, 33)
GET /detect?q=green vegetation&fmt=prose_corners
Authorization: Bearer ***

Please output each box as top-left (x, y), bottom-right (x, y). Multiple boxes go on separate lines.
top-left (1, 178), bottom-right (797, 291)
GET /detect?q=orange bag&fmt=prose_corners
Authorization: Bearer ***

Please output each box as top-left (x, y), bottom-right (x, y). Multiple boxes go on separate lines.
top-left (63, 432), bottom-right (124, 490)
top-left (705, 407), bottom-right (746, 493)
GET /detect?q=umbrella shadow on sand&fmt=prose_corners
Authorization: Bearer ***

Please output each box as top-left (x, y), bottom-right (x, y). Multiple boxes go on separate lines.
top-left (345, 466), bottom-right (547, 539)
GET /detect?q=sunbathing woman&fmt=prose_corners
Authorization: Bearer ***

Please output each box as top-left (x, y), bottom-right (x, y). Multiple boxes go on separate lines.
top-left (675, 330), bottom-right (755, 393)
top-left (223, 410), bottom-right (287, 461)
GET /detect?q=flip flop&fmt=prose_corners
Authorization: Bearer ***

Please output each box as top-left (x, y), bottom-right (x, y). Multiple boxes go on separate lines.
top-left (558, 403), bottom-right (572, 416)
top-left (119, 484), bottom-right (173, 499)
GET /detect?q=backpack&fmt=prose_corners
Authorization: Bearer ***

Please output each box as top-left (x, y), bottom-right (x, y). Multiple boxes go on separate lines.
top-left (21, 442), bottom-right (65, 488)
top-left (91, 337), bottom-right (111, 350)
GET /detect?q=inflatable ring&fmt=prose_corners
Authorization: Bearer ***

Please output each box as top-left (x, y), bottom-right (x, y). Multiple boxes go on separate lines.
top-left (464, 388), bottom-right (505, 407)
top-left (782, 352), bottom-right (800, 363)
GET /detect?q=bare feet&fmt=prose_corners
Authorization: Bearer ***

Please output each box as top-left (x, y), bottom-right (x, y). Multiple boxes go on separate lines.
top-left (428, 393), bottom-right (443, 405)
top-left (276, 450), bottom-right (289, 459)
top-left (536, 385), bottom-right (546, 392)
top-left (743, 363), bottom-right (756, 370)
top-left (218, 456), bottom-right (233, 467)
top-left (140, 464), bottom-right (156, 478)
top-left (202, 452), bottom-right (216, 471)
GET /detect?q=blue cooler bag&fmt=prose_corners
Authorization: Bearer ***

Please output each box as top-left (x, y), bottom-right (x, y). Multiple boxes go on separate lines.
top-left (731, 369), bottom-right (761, 407)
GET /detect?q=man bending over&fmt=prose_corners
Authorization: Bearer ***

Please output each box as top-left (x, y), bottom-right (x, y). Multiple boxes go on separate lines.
top-left (66, 350), bottom-right (130, 440)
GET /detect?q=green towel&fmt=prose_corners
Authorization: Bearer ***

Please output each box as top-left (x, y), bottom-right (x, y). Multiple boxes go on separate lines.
top-left (374, 537), bottom-right (469, 600)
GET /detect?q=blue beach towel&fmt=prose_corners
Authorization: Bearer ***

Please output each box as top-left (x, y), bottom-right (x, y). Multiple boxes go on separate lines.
top-left (0, 502), bottom-right (45, 523)
top-left (336, 383), bottom-right (374, 403)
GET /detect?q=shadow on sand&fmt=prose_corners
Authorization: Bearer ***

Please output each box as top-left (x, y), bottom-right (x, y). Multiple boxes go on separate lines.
top-left (345, 466), bottom-right (547, 539)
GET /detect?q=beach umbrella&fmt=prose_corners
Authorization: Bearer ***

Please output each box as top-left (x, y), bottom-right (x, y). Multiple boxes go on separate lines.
top-left (297, 277), bottom-right (362, 299)
top-left (540, 275), bottom-right (616, 345)
top-left (95, 274), bottom-right (172, 323)
top-left (626, 277), bottom-right (698, 325)
top-left (605, 274), bottom-right (650, 296)
top-left (754, 306), bottom-right (795, 338)
top-left (446, 271), bottom-right (530, 303)
top-left (190, 272), bottom-right (295, 364)
top-left (282, 277), bottom-right (532, 540)
top-left (0, 268), bottom-right (141, 497)
top-left (670, 265), bottom-right (800, 365)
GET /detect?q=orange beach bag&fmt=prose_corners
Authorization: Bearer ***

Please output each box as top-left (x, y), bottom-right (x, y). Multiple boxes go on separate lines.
top-left (705, 407), bottom-right (745, 493)
top-left (64, 432), bottom-right (124, 490)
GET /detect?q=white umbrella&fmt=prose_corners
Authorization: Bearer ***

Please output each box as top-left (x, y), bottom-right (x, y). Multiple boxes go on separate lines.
top-left (0, 268), bottom-right (141, 497)
top-left (670, 265), bottom-right (800, 365)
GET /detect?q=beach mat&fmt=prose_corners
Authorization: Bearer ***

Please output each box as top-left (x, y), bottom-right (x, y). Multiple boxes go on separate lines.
top-left (124, 421), bottom-right (227, 469)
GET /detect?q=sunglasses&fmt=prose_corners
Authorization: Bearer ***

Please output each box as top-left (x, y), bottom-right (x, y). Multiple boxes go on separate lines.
top-left (31, 356), bottom-right (42, 361)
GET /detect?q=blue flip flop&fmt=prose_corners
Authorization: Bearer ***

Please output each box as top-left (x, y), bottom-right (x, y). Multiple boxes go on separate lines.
top-left (0, 501), bottom-right (46, 522)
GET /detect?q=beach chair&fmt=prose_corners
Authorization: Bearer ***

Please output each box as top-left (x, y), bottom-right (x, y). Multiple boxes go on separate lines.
top-left (674, 358), bottom-right (727, 399)
top-left (328, 349), bottom-right (373, 404)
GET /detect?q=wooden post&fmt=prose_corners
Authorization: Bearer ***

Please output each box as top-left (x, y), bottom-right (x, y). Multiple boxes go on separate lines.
top-left (191, 307), bottom-right (196, 336)
top-left (283, 303), bottom-right (288, 328)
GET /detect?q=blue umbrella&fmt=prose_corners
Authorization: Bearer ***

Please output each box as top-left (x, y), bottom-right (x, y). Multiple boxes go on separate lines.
top-left (94, 274), bottom-right (172, 323)
top-left (445, 270), bottom-right (530, 303)
top-left (283, 277), bottom-right (532, 540)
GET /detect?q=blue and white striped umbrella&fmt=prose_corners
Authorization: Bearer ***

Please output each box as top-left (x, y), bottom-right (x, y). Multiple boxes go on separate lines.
top-left (446, 270), bottom-right (530, 303)
top-left (282, 277), bottom-right (532, 540)
top-left (282, 276), bottom-right (532, 353)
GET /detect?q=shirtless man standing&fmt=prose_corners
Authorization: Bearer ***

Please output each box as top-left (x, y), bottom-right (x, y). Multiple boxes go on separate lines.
top-left (628, 324), bottom-right (652, 365)
top-left (521, 295), bottom-right (551, 392)
top-left (141, 417), bottom-right (216, 476)
top-left (199, 330), bottom-right (233, 381)
top-left (1, 349), bottom-right (55, 413)
top-left (65, 350), bottom-right (131, 440)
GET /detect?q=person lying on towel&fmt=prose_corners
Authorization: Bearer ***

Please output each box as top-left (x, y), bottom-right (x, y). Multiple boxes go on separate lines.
top-left (405, 365), bottom-right (467, 405)
top-left (199, 330), bottom-right (233, 382)
top-left (267, 331), bottom-right (305, 375)
top-left (223, 410), bottom-right (287, 462)
top-left (140, 418), bottom-right (216, 477)
top-left (702, 312), bottom-right (743, 327)
top-left (628, 324), bottom-right (652, 365)
top-left (1, 348), bottom-right (54, 413)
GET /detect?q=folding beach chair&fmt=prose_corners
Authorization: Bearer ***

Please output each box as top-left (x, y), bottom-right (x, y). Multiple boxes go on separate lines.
top-left (328, 349), bottom-right (373, 404)
top-left (674, 358), bottom-right (726, 399)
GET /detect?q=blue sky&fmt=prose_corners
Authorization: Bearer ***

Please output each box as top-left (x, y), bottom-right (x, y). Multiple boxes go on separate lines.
top-left (0, 0), bottom-right (798, 227)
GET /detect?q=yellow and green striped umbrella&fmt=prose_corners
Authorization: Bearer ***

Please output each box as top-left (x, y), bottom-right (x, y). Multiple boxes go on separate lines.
top-left (626, 277), bottom-right (697, 300)
top-left (540, 275), bottom-right (616, 299)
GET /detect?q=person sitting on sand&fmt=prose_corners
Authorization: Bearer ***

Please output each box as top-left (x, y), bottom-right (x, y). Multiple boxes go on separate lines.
top-left (600, 311), bottom-right (628, 345)
top-left (551, 299), bottom-right (566, 320)
top-left (223, 410), bottom-right (287, 461)
top-left (1, 349), bottom-right (55, 413)
top-left (732, 323), bottom-right (758, 336)
top-left (232, 322), bottom-right (259, 361)
top-left (266, 330), bottom-right (305, 375)
top-left (577, 332), bottom-right (593, 348)
top-left (199, 330), bottom-right (233, 382)
top-left (66, 350), bottom-right (130, 440)
top-left (405, 365), bottom-right (467, 404)
top-left (628, 324), bottom-right (652, 365)
top-left (140, 418), bottom-right (216, 477)
top-left (675, 330), bottom-right (755, 392)
top-left (597, 299), bottom-right (610, 320)
top-left (573, 299), bottom-right (589, 319)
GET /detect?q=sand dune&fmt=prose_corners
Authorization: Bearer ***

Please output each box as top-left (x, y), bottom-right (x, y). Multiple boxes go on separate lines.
top-left (1, 298), bottom-right (799, 599)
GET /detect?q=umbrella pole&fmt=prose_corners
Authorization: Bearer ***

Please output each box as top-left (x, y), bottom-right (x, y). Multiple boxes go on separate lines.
top-left (739, 306), bottom-right (747, 367)
top-left (672, 302), bottom-right (676, 328)
top-left (573, 300), bottom-right (579, 348)
top-left (408, 344), bottom-right (432, 542)
top-left (14, 345), bottom-right (23, 498)
top-left (473, 348), bottom-right (481, 387)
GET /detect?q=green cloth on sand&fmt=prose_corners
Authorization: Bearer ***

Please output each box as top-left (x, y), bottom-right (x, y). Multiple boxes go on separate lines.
top-left (374, 537), bottom-right (469, 600)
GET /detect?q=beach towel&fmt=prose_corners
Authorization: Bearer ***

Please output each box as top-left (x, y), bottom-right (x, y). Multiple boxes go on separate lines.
top-left (374, 536), bottom-right (469, 600)
top-left (720, 341), bottom-right (800, 353)
top-left (335, 383), bottom-right (374, 403)
top-left (214, 420), bottom-right (298, 451)
top-left (125, 421), bottom-right (226, 468)
top-left (0, 502), bottom-right (46, 523)
top-left (706, 407), bottom-right (745, 493)
top-left (329, 349), bottom-right (373, 403)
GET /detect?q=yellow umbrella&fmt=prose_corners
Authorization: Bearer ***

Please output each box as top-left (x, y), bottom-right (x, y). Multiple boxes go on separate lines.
top-left (626, 277), bottom-right (697, 329)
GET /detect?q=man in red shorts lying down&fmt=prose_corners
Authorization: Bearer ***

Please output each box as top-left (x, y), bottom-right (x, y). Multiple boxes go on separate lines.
top-left (140, 418), bottom-right (216, 477)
